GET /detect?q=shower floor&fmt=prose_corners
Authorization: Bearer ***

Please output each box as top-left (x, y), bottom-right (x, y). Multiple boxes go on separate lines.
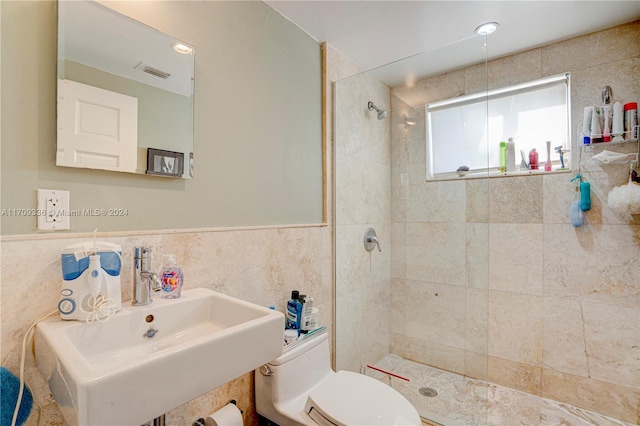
top-left (370, 354), bottom-right (633, 426)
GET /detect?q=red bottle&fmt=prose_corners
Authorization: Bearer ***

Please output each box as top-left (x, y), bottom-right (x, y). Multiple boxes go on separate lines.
top-left (529, 149), bottom-right (539, 170)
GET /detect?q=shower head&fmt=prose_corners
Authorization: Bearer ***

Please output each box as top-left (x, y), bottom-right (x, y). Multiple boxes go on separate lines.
top-left (368, 101), bottom-right (388, 120)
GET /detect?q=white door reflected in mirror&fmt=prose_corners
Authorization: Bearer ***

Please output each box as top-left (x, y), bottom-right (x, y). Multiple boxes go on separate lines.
top-left (57, 79), bottom-right (138, 173)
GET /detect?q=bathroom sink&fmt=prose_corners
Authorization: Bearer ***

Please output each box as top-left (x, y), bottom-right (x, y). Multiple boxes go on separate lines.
top-left (35, 287), bottom-right (284, 425)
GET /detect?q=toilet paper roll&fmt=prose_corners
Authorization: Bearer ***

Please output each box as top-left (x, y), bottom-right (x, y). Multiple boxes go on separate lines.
top-left (205, 403), bottom-right (243, 426)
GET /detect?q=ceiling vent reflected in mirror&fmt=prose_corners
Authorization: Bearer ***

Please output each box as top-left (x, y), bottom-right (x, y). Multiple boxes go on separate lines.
top-left (134, 62), bottom-right (171, 80)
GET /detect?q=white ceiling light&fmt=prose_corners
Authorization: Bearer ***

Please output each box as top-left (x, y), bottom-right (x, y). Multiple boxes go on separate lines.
top-left (172, 42), bottom-right (193, 55)
top-left (474, 22), bottom-right (499, 36)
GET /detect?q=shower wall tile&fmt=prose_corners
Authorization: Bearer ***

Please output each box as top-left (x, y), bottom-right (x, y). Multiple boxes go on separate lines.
top-left (488, 176), bottom-right (543, 223)
top-left (488, 291), bottom-right (543, 367)
top-left (582, 301), bottom-right (640, 388)
top-left (542, 296), bottom-right (589, 378)
top-left (406, 180), bottom-right (466, 223)
top-left (465, 288), bottom-right (488, 355)
top-left (405, 223), bottom-right (467, 285)
top-left (488, 356), bottom-right (542, 396)
top-left (488, 223), bottom-right (543, 295)
top-left (543, 224), bottom-right (640, 308)
top-left (466, 179), bottom-right (490, 223)
top-left (393, 333), bottom-right (466, 376)
top-left (464, 62), bottom-right (489, 97)
top-left (404, 280), bottom-right (466, 349)
top-left (541, 21), bottom-right (640, 76)
top-left (335, 156), bottom-right (391, 225)
top-left (390, 279), bottom-right (409, 335)
top-left (361, 277), bottom-right (391, 366)
top-left (335, 288), bottom-right (364, 372)
top-left (466, 223), bottom-right (489, 289)
top-left (486, 49), bottom-right (542, 91)
top-left (334, 64), bottom-right (392, 374)
top-left (541, 369), bottom-right (640, 424)
top-left (391, 69), bottom-right (465, 109)
top-left (391, 95), bottom-right (412, 170)
top-left (542, 173), bottom-right (576, 224)
top-left (325, 43), bottom-right (362, 83)
top-left (408, 107), bottom-right (427, 169)
top-left (464, 351), bottom-right (488, 381)
top-left (391, 222), bottom-right (406, 279)
top-left (335, 224), bottom-right (371, 298)
top-left (391, 169), bottom-right (407, 224)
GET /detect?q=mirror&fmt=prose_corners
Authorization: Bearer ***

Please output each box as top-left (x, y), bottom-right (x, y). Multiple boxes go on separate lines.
top-left (56, 0), bottom-right (195, 178)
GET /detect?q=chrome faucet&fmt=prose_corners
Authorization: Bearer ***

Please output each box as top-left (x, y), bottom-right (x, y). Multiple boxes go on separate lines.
top-left (132, 247), bottom-right (161, 306)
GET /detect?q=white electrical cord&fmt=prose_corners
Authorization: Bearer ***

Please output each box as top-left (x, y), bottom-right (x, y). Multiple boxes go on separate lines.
top-left (84, 294), bottom-right (119, 324)
top-left (11, 309), bottom-right (58, 426)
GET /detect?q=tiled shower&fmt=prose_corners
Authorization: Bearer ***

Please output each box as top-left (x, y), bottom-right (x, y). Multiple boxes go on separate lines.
top-left (333, 22), bottom-right (640, 424)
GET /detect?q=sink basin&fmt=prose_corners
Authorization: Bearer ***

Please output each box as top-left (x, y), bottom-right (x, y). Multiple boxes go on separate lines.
top-left (35, 287), bottom-right (284, 425)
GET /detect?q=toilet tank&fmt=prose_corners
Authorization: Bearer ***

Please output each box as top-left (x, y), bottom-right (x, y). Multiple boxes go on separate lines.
top-left (256, 331), bottom-right (333, 408)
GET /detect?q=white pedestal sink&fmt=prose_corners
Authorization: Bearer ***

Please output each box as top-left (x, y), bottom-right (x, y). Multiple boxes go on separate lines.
top-left (35, 287), bottom-right (284, 426)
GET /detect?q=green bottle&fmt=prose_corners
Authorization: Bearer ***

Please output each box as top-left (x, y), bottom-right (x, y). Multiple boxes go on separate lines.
top-left (499, 141), bottom-right (507, 173)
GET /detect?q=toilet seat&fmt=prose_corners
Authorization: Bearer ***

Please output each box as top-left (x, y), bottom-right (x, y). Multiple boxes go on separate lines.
top-left (304, 370), bottom-right (421, 426)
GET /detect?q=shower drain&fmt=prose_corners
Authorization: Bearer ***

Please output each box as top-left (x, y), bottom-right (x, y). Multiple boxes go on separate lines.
top-left (418, 387), bottom-right (438, 398)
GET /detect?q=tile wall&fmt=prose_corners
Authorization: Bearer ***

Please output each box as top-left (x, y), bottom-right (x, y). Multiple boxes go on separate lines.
top-left (332, 52), bottom-right (393, 372)
top-left (0, 225), bottom-right (332, 424)
top-left (390, 21), bottom-right (640, 423)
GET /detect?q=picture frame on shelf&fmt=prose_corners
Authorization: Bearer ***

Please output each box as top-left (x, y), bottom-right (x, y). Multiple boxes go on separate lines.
top-left (146, 148), bottom-right (184, 177)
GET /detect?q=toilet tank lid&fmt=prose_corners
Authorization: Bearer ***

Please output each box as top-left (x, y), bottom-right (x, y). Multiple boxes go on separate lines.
top-left (304, 370), bottom-right (421, 426)
top-left (268, 329), bottom-right (328, 366)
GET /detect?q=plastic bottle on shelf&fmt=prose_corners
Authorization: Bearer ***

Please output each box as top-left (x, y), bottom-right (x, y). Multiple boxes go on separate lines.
top-left (602, 105), bottom-right (612, 142)
top-left (506, 138), bottom-right (516, 172)
top-left (529, 148), bottom-right (539, 170)
top-left (499, 141), bottom-right (506, 172)
top-left (624, 102), bottom-right (638, 140)
top-left (545, 141), bottom-right (552, 171)
top-left (590, 106), bottom-right (602, 143)
top-left (285, 290), bottom-right (303, 332)
top-left (582, 106), bottom-right (592, 145)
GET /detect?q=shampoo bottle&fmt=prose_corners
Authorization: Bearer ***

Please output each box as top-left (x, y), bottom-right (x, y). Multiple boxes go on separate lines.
top-left (499, 141), bottom-right (507, 172)
top-left (160, 255), bottom-right (184, 299)
top-left (285, 290), bottom-right (303, 332)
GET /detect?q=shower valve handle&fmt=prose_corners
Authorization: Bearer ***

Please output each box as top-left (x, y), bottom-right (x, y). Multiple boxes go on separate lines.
top-left (364, 228), bottom-right (382, 252)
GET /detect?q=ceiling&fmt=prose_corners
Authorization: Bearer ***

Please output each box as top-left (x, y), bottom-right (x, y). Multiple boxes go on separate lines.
top-left (264, 1), bottom-right (640, 87)
top-left (61, 0), bottom-right (194, 96)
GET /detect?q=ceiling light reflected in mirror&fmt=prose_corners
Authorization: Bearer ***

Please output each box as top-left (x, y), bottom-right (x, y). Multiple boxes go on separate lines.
top-left (474, 22), bottom-right (499, 36)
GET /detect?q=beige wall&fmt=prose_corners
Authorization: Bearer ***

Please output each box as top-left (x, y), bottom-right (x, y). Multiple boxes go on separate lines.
top-left (390, 22), bottom-right (640, 423)
top-left (1, 0), bottom-right (322, 235)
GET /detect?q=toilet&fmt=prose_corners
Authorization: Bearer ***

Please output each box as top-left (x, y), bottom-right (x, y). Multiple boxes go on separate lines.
top-left (255, 330), bottom-right (421, 426)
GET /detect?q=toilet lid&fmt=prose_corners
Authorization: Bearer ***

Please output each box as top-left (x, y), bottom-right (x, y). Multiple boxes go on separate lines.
top-left (304, 371), bottom-right (421, 426)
